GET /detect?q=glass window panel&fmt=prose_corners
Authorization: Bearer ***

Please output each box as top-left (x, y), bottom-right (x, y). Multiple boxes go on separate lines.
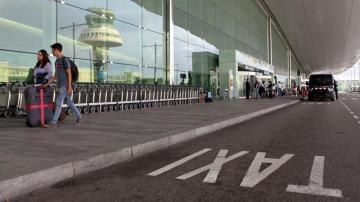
top-left (188, 0), bottom-right (202, 21)
top-left (63, 0), bottom-right (106, 10)
top-left (187, 44), bottom-right (205, 73)
top-left (215, 30), bottom-right (226, 50)
top-left (142, 67), bottom-right (156, 84)
top-left (203, 24), bottom-right (217, 51)
top-left (173, 0), bottom-right (187, 11)
top-left (57, 4), bottom-right (95, 59)
top-left (108, 0), bottom-right (142, 26)
top-left (108, 21), bottom-right (142, 66)
top-left (174, 39), bottom-right (187, 72)
top-left (225, 0), bottom-right (235, 17)
top-left (215, 9), bottom-right (226, 31)
top-left (142, 0), bottom-right (164, 33)
top-left (0, 0), bottom-right (56, 53)
top-left (187, 15), bottom-right (203, 46)
top-left (143, 31), bottom-right (164, 68)
top-left (0, 50), bottom-right (39, 82)
top-left (156, 68), bottom-right (166, 85)
top-left (76, 59), bottom-right (93, 82)
top-left (225, 15), bottom-right (235, 37)
top-left (203, 1), bottom-right (216, 26)
top-left (173, 8), bottom-right (187, 41)
top-left (215, 0), bottom-right (226, 11)
top-left (107, 63), bottom-right (141, 84)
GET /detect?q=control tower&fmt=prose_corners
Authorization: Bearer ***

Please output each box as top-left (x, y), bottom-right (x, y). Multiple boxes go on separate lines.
top-left (79, 8), bottom-right (123, 83)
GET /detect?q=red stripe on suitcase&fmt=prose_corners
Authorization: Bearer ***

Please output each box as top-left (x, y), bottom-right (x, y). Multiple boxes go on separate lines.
top-left (25, 88), bottom-right (54, 127)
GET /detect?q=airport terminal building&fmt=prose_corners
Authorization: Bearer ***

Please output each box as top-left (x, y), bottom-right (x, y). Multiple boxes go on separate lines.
top-left (0, 0), bottom-right (306, 98)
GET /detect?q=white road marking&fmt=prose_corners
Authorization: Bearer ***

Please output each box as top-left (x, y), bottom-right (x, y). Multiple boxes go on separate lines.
top-left (203, 149), bottom-right (228, 183)
top-left (317, 103), bottom-right (323, 105)
top-left (286, 156), bottom-right (342, 198)
top-left (358, 121), bottom-right (360, 124)
top-left (341, 98), bottom-right (347, 100)
top-left (354, 115), bottom-right (359, 119)
top-left (240, 152), bottom-right (294, 188)
top-left (176, 151), bottom-right (249, 181)
top-left (350, 111), bottom-right (354, 114)
top-left (148, 148), bottom-right (212, 176)
top-left (351, 98), bottom-right (359, 101)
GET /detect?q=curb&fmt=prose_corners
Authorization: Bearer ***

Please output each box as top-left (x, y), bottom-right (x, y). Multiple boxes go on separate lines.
top-left (0, 100), bottom-right (299, 201)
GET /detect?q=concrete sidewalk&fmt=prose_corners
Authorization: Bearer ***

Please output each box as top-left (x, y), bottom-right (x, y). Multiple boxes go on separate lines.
top-left (0, 97), bottom-right (299, 200)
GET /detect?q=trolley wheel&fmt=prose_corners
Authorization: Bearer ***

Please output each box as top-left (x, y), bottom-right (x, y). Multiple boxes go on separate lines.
top-left (103, 106), bottom-right (109, 112)
top-left (96, 106), bottom-right (101, 113)
top-left (109, 105), bottom-right (114, 112)
top-left (67, 109), bottom-right (74, 116)
top-left (3, 110), bottom-right (10, 118)
top-left (14, 110), bottom-right (23, 118)
top-left (90, 107), bottom-right (96, 113)
top-left (83, 107), bottom-right (89, 114)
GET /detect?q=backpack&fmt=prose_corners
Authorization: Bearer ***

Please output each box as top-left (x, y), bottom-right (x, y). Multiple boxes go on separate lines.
top-left (25, 68), bottom-right (34, 85)
top-left (62, 57), bottom-right (79, 82)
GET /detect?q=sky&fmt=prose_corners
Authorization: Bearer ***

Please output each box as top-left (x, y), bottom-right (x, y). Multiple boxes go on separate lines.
top-left (334, 60), bottom-right (360, 81)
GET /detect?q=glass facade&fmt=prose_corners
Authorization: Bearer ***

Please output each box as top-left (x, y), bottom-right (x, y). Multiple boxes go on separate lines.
top-left (0, 0), bottom-right (166, 84)
top-left (173, 0), bottom-right (269, 87)
top-left (0, 0), bottom-right (304, 92)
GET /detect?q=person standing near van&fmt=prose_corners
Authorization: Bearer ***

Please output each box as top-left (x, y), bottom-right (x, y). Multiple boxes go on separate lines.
top-left (43, 43), bottom-right (83, 127)
top-left (34, 50), bottom-right (53, 84)
top-left (334, 80), bottom-right (339, 100)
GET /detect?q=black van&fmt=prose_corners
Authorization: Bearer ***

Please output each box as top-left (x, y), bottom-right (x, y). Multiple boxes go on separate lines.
top-left (308, 74), bottom-right (335, 101)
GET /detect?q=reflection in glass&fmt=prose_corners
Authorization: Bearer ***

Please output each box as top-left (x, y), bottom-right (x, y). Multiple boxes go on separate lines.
top-left (79, 7), bottom-right (123, 83)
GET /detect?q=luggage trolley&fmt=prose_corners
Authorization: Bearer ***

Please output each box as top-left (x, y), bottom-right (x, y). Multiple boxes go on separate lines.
top-left (0, 82), bottom-right (19, 117)
top-left (14, 82), bottom-right (27, 117)
top-left (88, 84), bottom-right (101, 113)
top-left (102, 84), bottom-right (117, 112)
top-left (115, 84), bottom-right (125, 111)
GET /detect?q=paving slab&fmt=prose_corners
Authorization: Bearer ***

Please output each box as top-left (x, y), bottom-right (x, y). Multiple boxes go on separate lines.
top-left (0, 97), bottom-right (297, 182)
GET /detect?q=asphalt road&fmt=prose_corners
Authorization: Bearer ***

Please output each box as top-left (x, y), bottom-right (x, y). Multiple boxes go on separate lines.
top-left (15, 94), bottom-right (360, 202)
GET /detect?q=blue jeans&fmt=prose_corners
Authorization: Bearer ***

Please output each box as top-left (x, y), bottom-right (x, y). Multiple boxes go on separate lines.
top-left (51, 86), bottom-right (82, 124)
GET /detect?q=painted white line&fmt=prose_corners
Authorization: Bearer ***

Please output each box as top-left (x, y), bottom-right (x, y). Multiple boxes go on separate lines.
top-left (350, 111), bottom-right (354, 115)
top-left (148, 148), bottom-right (212, 176)
top-left (354, 115), bottom-right (359, 119)
top-left (176, 151), bottom-right (249, 181)
top-left (240, 153), bottom-right (294, 188)
top-left (358, 121), bottom-right (360, 125)
top-left (286, 156), bottom-right (342, 198)
top-left (203, 149), bottom-right (228, 184)
top-left (317, 103), bottom-right (323, 105)
top-left (341, 98), bottom-right (347, 100)
top-left (351, 98), bottom-right (359, 101)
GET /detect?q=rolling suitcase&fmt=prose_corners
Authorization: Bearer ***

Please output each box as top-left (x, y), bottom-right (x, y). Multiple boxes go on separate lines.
top-left (25, 86), bottom-right (54, 127)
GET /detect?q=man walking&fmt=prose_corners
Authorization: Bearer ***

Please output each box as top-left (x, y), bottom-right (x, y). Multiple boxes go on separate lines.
top-left (245, 78), bottom-right (251, 99)
top-left (44, 43), bottom-right (83, 127)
